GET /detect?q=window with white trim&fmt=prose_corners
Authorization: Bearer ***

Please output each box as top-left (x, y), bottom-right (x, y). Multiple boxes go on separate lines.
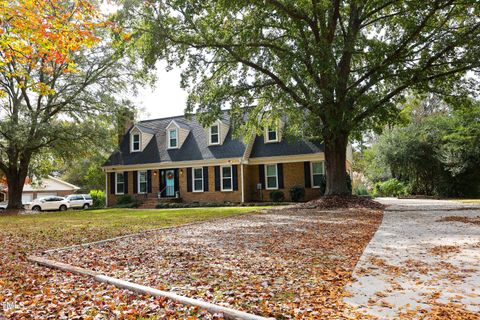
top-left (209, 124), bottom-right (220, 145)
top-left (131, 133), bottom-right (140, 152)
top-left (193, 167), bottom-right (204, 192)
top-left (266, 127), bottom-right (278, 142)
top-left (221, 165), bottom-right (232, 191)
top-left (138, 171), bottom-right (147, 194)
top-left (115, 172), bottom-right (124, 194)
top-left (311, 161), bottom-right (325, 188)
top-left (265, 164), bottom-right (278, 189)
top-left (168, 129), bottom-right (178, 148)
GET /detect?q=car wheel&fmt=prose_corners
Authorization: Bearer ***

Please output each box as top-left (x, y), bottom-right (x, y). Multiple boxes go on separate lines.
top-left (32, 206), bottom-right (41, 212)
top-left (59, 205), bottom-right (67, 211)
top-left (82, 203), bottom-right (90, 210)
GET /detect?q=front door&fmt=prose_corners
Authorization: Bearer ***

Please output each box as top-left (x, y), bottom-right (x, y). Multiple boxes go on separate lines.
top-left (165, 169), bottom-right (175, 197)
top-left (160, 169), bottom-right (179, 197)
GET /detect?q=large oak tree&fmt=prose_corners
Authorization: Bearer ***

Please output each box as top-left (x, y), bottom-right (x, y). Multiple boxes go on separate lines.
top-left (0, 0), bottom-right (135, 208)
top-left (118, 0), bottom-right (480, 194)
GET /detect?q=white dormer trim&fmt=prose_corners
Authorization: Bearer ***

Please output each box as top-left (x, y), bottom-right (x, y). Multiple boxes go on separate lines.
top-left (129, 125), bottom-right (154, 153)
top-left (166, 120), bottom-right (190, 149)
top-left (206, 119), bottom-right (229, 146)
top-left (209, 123), bottom-right (220, 146)
top-left (131, 131), bottom-right (141, 152)
top-left (264, 120), bottom-right (283, 144)
top-left (167, 127), bottom-right (178, 149)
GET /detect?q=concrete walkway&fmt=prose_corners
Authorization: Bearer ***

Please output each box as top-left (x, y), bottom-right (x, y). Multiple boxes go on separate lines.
top-left (345, 198), bottom-right (480, 318)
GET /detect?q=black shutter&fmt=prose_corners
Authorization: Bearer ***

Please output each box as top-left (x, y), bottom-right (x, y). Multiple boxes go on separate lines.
top-left (258, 165), bottom-right (265, 189)
top-left (232, 165), bottom-right (238, 191)
top-left (277, 163), bottom-right (284, 189)
top-left (203, 167), bottom-right (209, 191)
top-left (159, 170), bottom-right (166, 197)
top-left (124, 172), bottom-right (129, 194)
top-left (187, 167), bottom-right (192, 192)
top-left (110, 172), bottom-right (115, 194)
top-left (174, 169), bottom-right (179, 193)
top-left (214, 166), bottom-right (221, 191)
top-left (133, 171), bottom-right (138, 193)
top-left (304, 161), bottom-right (311, 188)
top-left (147, 170), bottom-right (152, 193)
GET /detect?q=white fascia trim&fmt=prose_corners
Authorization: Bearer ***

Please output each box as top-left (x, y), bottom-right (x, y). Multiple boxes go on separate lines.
top-left (248, 153), bottom-right (325, 165)
top-left (103, 158), bottom-right (243, 172)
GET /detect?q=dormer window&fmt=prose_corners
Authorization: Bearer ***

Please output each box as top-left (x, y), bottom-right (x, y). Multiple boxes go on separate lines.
top-left (266, 127), bottom-right (278, 143)
top-left (131, 133), bottom-right (141, 152)
top-left (209, 124), bottom-right (220, 145)
top-left (168, 129), bottom-right (178, 149)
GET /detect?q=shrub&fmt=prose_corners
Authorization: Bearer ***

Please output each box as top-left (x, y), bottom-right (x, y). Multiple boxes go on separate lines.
top-left (89, 190), bottom-right (106, 208)
top-left (116, 194), bottom-right (134, 205)
top-left (289, 185), bottom-right (305, 202)
top-left (354, 185), bottom-right (370, 196)
top-left (269, 190), bottom-right (285, 202)
top-left (374, 178), bottom-right (409, 197)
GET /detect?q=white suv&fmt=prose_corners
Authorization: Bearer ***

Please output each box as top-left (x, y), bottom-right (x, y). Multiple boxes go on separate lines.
top-left (65, 194), bottom-right (93, 209)
top-left (25, 196), bottom-right (70, 212)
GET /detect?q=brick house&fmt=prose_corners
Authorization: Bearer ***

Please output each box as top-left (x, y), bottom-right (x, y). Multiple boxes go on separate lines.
top-left (103, 113), bottom-right (352, 206)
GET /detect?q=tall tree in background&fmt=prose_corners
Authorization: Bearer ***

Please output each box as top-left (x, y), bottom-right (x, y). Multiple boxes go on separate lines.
top-left (118, 0), bottom-right (480, 195)
top-left (0, 0), bottom-right (135, 208)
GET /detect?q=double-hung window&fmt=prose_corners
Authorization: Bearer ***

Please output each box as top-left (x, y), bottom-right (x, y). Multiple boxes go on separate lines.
top-left (265, 164), bottom-right (278, 189)
top-left (168, 129), bottom-right (178, 148)
top-left (131, 133), bottom-right (140, 151)
top-left (193, 168), bottom-right (204, 192)
top-left (311, 161), bottom-right (325, 188)
top-left (210, 125), bottom-right (219, 145)
top-left (221, 166), bottom-right (232, 191)
top-left (138, 171), bottom-right (148, 194)
top-left (115, 172), bottom-right (124, 194)
top-left (266, 127), bottom-right (278, 142)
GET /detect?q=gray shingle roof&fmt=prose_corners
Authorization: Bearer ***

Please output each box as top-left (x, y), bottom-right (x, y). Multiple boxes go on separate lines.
top-left (104, 114), bottom-right (324, 166)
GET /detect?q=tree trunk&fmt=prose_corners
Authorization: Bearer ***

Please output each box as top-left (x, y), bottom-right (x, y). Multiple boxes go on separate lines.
top-left (324, 133), bottom-right (350, 195)
top-left (6, 168), bottom-right (28, 210)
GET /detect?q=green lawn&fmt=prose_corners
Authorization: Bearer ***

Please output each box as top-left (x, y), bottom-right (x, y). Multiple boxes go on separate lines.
top-left (0, 207), bottom-right (267, 251)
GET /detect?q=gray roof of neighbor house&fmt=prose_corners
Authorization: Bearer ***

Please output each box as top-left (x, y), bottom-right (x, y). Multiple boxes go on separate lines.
top-left (104, 114), bottom-right (324, 166)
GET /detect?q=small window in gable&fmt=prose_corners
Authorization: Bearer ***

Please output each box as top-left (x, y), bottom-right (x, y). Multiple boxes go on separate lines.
top-left (168, 129), bottom-right (178, 148)
top-left (210, 124), bottom-right (220, 145)
top-left (266, 127), bottom-right (278, 143)
top-left (131, 133), bottom-right (141, 152)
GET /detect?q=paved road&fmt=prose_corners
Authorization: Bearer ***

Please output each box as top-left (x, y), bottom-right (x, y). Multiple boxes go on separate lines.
top-left (345, 198), bottom-right (480, 318)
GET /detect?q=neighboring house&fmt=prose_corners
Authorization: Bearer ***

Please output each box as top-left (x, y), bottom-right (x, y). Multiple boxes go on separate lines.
top-left (103, 113), bottom-right (353, 206)
top-left (0, 176), bottom-right (80, 203)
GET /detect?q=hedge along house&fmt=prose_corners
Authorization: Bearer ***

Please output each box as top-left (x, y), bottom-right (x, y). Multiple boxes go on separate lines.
top-left (103, 113), bottom-right (353, 207)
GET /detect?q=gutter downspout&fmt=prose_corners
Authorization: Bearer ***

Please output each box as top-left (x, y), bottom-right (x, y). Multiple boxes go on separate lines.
top-left (105, 172), bottom-right (108, 207)
top-left (240, 160), bottom-right (245, 203)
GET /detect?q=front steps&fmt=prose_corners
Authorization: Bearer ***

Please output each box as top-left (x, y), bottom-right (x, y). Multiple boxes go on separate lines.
top-left (137, 197), bottom-right (182, 209)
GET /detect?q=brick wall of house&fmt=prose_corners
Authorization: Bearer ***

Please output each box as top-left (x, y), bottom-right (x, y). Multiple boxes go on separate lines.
top-left (107, 170), bottom-right (161, 206)
top-left (245, 162), bottom-right (321, 202)
top-left (179, 166), bottom-right (243, 203)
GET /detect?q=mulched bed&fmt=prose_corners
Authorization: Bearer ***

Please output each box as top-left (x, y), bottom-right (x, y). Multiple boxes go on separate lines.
top-left (45, 207), bottom-right (383, 319)
top-left (297, 195), bottom-right (385, 210)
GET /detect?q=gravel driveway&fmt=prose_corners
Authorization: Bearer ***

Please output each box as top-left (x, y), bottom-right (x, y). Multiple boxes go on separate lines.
top-left (345, 198), bottom-right (480, 318)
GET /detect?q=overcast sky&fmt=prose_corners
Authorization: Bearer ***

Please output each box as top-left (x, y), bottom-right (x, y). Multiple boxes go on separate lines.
top-left (133, 65), bottom-right (188, 121)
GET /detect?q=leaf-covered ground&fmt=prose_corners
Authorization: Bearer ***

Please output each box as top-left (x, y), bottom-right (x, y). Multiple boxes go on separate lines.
top-left (0, 207), bottom-right (265, 319)
top-left (44, 207), bottom-right (383, 319)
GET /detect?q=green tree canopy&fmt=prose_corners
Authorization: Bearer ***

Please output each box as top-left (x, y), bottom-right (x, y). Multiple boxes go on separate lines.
top-left (117, 0), bottom-right (480, 195)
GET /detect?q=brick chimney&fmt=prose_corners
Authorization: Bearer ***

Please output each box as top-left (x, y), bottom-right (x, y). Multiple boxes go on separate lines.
top-left (117, 107), bottom-right (135, 146)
